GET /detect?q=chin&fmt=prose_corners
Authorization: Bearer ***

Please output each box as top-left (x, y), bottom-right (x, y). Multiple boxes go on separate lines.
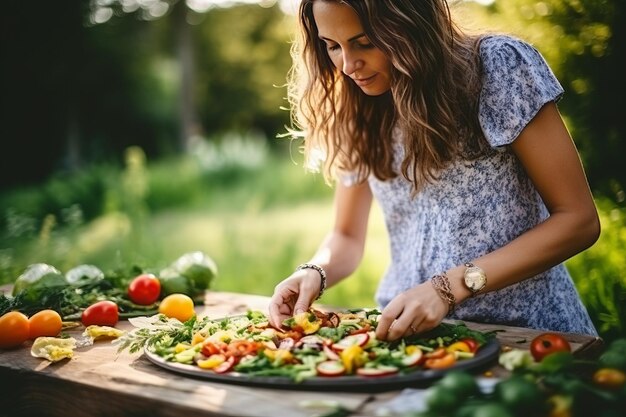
top-left (361, 88), bottom-right (391, 97)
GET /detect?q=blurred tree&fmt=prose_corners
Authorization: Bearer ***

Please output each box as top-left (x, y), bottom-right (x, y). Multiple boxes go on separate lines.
top-left (457, 0), bottom-right (625, 201)
top-left (1, 0), bottom-right (291, 190)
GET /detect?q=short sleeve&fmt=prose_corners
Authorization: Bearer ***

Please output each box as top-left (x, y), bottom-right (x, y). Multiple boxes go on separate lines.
top-left (478, 36), bottom-right (564, 147)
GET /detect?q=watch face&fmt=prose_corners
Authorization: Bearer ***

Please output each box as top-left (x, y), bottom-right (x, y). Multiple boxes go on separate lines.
top-left (464, 267), bottom-right (486, 292)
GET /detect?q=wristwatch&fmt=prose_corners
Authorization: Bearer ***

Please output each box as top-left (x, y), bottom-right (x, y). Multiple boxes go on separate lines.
top-left (463, 262), bottom-right (487, 296)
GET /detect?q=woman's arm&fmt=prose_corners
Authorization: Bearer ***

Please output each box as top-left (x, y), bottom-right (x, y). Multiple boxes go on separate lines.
top-left (268, 181), bottom-right (373, 328)
top-left (378, 101), bottom-right (600, 340)
top-left (446, 101), bottom-right (600, 301)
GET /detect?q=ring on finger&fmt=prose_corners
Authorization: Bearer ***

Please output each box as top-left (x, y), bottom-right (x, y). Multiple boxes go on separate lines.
top-left (410, 324), bottom-right (418, 333)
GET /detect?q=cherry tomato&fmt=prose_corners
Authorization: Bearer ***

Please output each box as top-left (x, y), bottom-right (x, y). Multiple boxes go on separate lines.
top-left (28, 309), bottom-right (63, 339)
top-left (0, 311), bottom-right (30, 349)
top-left (158, 293), bottom-right (195, 322)
top-left (529, 332), bottom-right (571, 362)
top-left (81, 300), bottom-right (119, 327)
top-left (460, 337), bottom-right (480, 353)
top-left (127, 273), bottom-right (161, 305)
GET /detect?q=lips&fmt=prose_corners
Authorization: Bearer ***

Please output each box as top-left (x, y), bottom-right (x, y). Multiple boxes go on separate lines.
top-left (353, 73), bottom-right (377, 87)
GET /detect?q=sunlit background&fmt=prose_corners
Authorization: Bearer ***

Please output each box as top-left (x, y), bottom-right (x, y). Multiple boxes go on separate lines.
top-left (0, 0), bottom-right (624, 343)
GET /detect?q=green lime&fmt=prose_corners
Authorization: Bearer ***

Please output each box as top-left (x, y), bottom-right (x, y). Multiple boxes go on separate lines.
top-left (470, 403), bottom-right (515, 417)
top-left (12, 263), bottom-right (68, 302)
top-left (174, 251), bottom-right (217, 289)
top-left (599, 350), bottom-right (626, 371)
top-left (424, 385), bottom-right (461, 413)
top-left (538, 351), bottom-right (574, 373)
top-left (494, 376), bottom-right (544, 413)
top-left (158, 269), bottom-right (193, 297)
top-left (607, 339), bottom-right (626, 354)
top-left (437, 371), bottom-right (480, 398)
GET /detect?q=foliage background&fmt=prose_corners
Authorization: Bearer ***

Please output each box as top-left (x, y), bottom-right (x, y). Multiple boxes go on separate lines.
top-left (1, 0), bottom-right (624, 343)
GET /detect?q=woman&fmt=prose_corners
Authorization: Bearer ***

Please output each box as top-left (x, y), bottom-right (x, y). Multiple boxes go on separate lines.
top-left (268, 0), bottom-right (600, 340)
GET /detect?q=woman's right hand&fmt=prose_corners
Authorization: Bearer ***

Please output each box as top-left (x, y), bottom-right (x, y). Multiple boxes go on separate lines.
top-left (268, 269), bottom-right (323, 329)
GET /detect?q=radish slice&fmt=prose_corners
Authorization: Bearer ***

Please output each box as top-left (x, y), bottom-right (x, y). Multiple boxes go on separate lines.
top-left (356, 365), bottom-right (399, 377)
top-left (278, 337), bottom-right (296, 350)
top-left (213, 356), bottom-right (236, 374)
top-left (332, 333), bottom-right (369, 351)
top-left (401, 350), bottom-right (424, 367)
top-left (323, 344), bottom-right (340, 360)
top-left (316, 360), bottom-right (346, 377)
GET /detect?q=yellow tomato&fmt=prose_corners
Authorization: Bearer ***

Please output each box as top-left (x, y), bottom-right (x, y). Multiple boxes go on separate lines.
top-left (28, 309), bottom-right (63, 339)
top-left (447, 341), bottom-right (471, 353)
top-left (0, 311), bottom-right (30, 349)
top-left (592, 368), bottom-right (626, 390)
top-left (158, 293), bottom-right (195, 322)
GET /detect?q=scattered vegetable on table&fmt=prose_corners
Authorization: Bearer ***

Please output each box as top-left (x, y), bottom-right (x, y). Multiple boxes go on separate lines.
top-left (411, 333), bottom-right (626, 417)
top-left (0, 251), bottom-right (217, 322)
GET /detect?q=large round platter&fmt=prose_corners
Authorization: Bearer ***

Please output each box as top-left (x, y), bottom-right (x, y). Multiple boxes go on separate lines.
top-left (144, 338), bottom-right (500, 392)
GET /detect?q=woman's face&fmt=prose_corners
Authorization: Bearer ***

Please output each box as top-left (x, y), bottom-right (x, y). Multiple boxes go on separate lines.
top-left (312, 1), bottom-right (392, 96)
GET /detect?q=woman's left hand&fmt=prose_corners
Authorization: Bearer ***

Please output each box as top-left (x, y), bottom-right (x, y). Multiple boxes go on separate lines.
top-left (375, 281), bottom-right (449, 341)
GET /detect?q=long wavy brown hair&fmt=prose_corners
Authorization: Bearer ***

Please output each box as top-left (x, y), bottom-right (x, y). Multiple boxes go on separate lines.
top-left (286, 0), bottom-right (487, 192)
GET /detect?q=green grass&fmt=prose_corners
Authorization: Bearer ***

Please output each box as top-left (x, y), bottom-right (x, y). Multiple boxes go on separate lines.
top-left (1, 146), bottom-right (624, 342)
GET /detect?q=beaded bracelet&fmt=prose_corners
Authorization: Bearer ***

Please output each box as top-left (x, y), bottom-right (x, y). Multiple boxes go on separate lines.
top-left (431, 272), bottom-right (456, 314)
top-left (296, 263), bottom-right (327, 300)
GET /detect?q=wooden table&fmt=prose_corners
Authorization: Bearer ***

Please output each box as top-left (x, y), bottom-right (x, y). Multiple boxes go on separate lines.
top-left (0, 290), bottom-right (603, 417)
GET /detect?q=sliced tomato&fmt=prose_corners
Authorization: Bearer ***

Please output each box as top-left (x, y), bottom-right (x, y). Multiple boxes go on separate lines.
top-left (425, 347), bottom-right (447, 359)
top-left (201, 341), bottom-right (227, 357)
top-left (227, 340), bottom-right (261, 358)
top-left (213, 356), bottom-right (236, 373)
top-left (356, 365), bottom-right (399, 377)
top-left (316, 360), bottom-right (346, 377)
top-left (332, 333), bottom-right (369, 351)
top-left (401, 350), bottom-right (424, 367)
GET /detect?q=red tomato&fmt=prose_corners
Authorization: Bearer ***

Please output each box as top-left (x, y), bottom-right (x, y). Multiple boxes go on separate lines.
top-left (460, 338), bottom-right (480, 353)
top-left (81, 300), bottom-right (119, 327)
top-left (127, 273), bottom-right (161, 305)
top-left (529, 332), bottom-right (571, 362)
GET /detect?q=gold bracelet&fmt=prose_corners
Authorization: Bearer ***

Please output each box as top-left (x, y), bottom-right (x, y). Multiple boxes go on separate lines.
top-left (431, 273), bottom-right (456, 314)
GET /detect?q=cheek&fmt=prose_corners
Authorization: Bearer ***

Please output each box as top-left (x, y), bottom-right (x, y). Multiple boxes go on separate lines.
top-left (328, 53), bottom-right (342, 69)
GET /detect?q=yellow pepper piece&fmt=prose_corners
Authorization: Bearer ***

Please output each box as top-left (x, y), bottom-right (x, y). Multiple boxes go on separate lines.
top-left (264, 349), bottom-right (293, 365)
top-left (446, 341), bottom-right (471, 353)
top-left (191, 332), bottom-right (206, 346)
top-left (340, 345), bottom-right (364, 374)
top-left (406, 345), bottom-right (421, 355)
top-left (175, 342), bottom-right (192, 353)
top-left (197, 354), bottom-right (226, 369)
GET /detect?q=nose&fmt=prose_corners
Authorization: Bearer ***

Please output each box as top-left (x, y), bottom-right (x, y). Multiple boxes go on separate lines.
top-left (342, 50), bottom-right (363, 76)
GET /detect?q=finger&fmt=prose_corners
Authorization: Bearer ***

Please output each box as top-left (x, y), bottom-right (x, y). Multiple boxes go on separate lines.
top-left (268, 288), bottom-right (296, 328)
top-left (293, 294), bottom-right (314, 315)
top-left (402, 318), bottom-right (423, 339)
top-left (375, 303), bottom-right (403, 341)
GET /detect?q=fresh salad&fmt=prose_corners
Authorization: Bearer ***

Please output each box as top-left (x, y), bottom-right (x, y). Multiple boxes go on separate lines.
top-left (117, 309), bottom-right (495, 383)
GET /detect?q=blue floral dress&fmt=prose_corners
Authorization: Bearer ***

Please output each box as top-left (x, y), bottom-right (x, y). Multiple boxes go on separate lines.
top-left (366, 35), bottom-right (597, 335)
